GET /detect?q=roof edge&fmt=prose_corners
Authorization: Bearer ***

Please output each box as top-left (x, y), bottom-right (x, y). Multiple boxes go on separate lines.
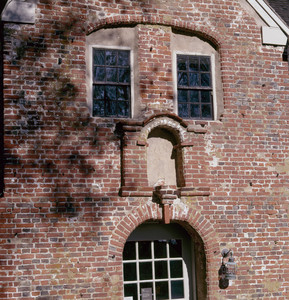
top-left (247, 0), bottom-right (289, 45)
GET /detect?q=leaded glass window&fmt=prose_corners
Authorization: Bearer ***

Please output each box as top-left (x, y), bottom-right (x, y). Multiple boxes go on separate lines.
top-left (93, 48), bottom-right (131, 117)
top-left (177, 55), bottom-right (213, 119)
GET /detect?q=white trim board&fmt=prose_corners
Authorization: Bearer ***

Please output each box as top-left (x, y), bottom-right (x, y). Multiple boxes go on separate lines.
top-left (247, 0), bottom-right (289, 45)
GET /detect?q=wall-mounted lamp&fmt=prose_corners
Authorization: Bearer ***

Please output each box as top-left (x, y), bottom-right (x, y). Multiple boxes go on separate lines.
top-left (218, 249), bottom-right (237, 289)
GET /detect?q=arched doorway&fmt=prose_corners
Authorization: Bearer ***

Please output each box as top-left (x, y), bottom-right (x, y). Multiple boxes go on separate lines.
top-left (122, 222), bottom-right (206, 300)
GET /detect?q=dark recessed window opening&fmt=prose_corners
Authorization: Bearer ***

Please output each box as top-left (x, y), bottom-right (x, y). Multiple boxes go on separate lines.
top-left (177, 55), bottom-right (213, 119)
top-left (93, 48), bottom-right (131, 118)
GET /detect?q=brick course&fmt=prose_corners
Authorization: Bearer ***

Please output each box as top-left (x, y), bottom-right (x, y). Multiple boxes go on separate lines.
top-left (2, 0), bottom-right (289, 299)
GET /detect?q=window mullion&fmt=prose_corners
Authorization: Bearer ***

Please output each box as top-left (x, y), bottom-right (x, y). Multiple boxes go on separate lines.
top-left (136, 242), bottom-right (140, 300)
top-left (152, 241), bottom-right (156, 300)
top-left (167, 241), bottom-right (172, 300)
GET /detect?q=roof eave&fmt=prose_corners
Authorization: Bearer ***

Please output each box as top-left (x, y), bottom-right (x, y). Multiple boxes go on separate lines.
top-left (247, 0), bottom-right (289, 46)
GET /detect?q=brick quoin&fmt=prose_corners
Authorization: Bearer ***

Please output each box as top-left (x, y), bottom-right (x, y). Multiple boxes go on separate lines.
top-left (1, 0), bottom-right (289, 299)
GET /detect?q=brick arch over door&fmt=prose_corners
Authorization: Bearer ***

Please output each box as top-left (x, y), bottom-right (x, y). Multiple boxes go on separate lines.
top-left (108, 202), bottom-right (220, 299)
top-left (86, 15), bottom-right (223, 51)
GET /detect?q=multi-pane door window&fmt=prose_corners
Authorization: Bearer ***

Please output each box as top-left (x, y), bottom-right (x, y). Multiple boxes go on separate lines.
top-left (123, 239), bottom-right (187, 300)
top-left (93, 48), bottom-right (131, 117)
top-left (177, 55), bottom-right (213, 119)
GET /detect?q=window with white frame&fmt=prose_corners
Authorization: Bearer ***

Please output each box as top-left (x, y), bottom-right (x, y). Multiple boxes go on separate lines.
top-left (86, 27), bottom-right (137, 118)
top-left (172, 30), bottom-right (223, 121)
top-left (177, 55), bottom-right (213, 119)
top-left (86, 27), bottom-right (223, 120)
top-left (123, 223), bottom-right (196, 300)
top-left (92, 48), bottom-right (131, 117)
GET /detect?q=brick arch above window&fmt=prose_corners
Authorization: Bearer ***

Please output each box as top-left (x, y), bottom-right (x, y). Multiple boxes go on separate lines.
top-left (86, 20), bottom-right (224, 120)
top-left (86, 17), bottom-right (223, 50)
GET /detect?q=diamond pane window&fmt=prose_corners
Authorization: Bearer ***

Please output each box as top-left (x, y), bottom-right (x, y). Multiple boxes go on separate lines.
top-left (177, 55), bottom-right (213, 119)
top-left (93, 48), bottom-right (131, 117)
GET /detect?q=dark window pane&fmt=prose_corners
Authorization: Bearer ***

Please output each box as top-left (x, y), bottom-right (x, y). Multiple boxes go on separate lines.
top-left (106, 86), bottom-right (116, 100)
top-left (140, 282), bottom-right (153, 290)
top-left (155, 261), bottom-right (168, 279)
top-left (118, 51), bottom-right (130, 66)
top-left (177, 55), bottom-right (213, 120)
top-left (106, 50), bottom-right (117, 65)
top-left (154, 241), bottom-right (167, 258)
top-left (93, 100), bottom-right (105, 116)
top-left (171, 280), bottom-right (184, 299)
top-left (139, 262), bottom-right (152, 280)
top-left (155, 281), bottom-right (169, 299)
top-left (106, 67), bottom-right (117, 82)
top-left (169, 240), bottom-right (182, 258)
top-left (118, 101), bottom-right (129, 117)
top-left (201, 91), bottom-right (211, 103)
top-left (178, 90), bottom-right (188, 103)
top-left (190, 104), bottom-right (200, 118)
top-left (123, 262), bottom-right (137, 281)
top-left (200, 57), bottom-right (210, 71)
top-left (117, 86), bottom-right (129, 101)
top-left (178, 72), bottom-right (188, 86)
top-left (92, 49), bottom-right (131, 118)
top-left (124, 284), bottom-right (137, 300)
top-left (139, 241), bottom-right (151, 259)
top-left (93, 85), bottom-right (104, 100)
top-left (201, 73), bottom-right (211, 86)
top-left (178, 104), bottom-right (189, 118)
top-left (94, 67), bottom-right (105, 82)
top-left (123, 242), bottom-right (136, 260)
top-left (202, 104), bottom-right (212, 118)
top-left (189, 57), bottom-right (198, 71)
top-left (93, 49), bottom-right (105, 65)
top-left (189, 73), bottom-right (199, 86)
top-left (119, 68), bottom-right (130, 83)
top-left (189, 90), bottom-right (199, 102)
top-left (177, 57), bottom-right (187, 71)
top-left (106, 101), bottom-right (117, 116)
top-left (170, 260), bottom-right (183, 278)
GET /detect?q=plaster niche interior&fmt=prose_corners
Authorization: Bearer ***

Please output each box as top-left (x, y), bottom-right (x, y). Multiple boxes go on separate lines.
top-left (147, 127), bottom-right (184, 188)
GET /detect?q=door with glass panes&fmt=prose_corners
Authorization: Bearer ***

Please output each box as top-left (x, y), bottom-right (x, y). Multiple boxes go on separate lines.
top-left (123, 223), bottom-right (196, 300)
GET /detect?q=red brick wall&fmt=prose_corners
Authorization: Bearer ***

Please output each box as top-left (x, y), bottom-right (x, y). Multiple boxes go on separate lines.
top-left (2, 0), bottom-right (289, 299)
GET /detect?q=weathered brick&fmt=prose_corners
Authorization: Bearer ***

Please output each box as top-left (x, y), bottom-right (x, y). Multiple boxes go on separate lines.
top-left (1, 0), bottom-right (289, 299)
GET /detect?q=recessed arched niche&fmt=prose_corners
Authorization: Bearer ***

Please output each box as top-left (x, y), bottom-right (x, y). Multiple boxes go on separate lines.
top-left (118, 114), bottom-right (210, 197)
top-left (146, 127), bottom-right (184, 187)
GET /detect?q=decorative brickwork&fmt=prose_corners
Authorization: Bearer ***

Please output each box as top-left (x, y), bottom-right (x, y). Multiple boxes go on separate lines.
top-left (108, 202), bottom-right (220, 299)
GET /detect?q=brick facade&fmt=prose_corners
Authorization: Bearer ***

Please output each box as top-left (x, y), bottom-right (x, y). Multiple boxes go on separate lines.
top-left (1, 0), bottom-right (289, 299)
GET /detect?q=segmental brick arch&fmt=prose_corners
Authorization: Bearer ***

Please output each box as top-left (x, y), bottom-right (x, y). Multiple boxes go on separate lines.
top-left (86, 15), bottom-right (222, 51)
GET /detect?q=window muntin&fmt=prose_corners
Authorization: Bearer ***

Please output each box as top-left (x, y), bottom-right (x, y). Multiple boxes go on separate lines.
top-left (123, 239), bottom-right (187, 300)
top-left (177, 55), bottom-right (213, 120)
top-left (92, 48), bottom-right (131, 117)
